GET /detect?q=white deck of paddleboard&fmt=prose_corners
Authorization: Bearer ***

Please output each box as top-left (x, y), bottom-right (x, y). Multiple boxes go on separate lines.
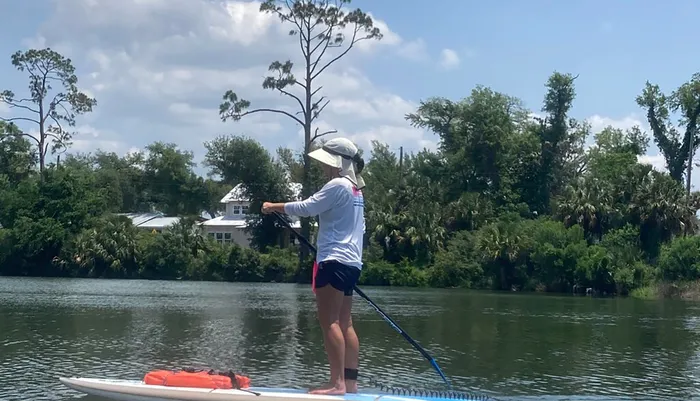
top-left (59, 377), bottom-right (467, 401)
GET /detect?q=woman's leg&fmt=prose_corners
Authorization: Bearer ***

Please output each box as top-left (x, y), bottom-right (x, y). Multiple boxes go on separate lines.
top-left (340, 294), bottom-right (359, 393)
top-left (310, 283), bottom-right (346, 394)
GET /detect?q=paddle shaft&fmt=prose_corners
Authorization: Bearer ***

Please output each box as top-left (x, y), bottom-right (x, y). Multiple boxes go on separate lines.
top-left (272, 211), bottom-right (452, 389)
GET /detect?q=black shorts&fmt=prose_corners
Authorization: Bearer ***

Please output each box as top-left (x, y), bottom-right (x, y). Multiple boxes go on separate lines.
top-left (315, 260), bottom-right (361, 296)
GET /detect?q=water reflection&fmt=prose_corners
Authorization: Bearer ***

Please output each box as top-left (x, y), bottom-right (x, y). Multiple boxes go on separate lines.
top-left (1, 278), bottom-right (700, 401)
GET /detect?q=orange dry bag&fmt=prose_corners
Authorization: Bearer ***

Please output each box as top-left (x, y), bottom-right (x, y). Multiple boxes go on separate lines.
top-left (144, 368), bottom-right (251, 389)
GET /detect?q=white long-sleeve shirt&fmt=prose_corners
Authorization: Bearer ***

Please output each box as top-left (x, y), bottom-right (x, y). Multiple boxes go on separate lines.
top-left (284, 177), bottom-right (365, 269)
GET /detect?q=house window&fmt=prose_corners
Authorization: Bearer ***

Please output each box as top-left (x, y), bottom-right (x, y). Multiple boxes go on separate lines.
top-left (232, 205), bottom-right (249, 215)
top-left (209, 232), bottom-right (234, 245)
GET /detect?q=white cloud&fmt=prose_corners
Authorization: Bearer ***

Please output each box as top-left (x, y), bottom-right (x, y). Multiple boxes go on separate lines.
top-left (71, 138), bottom-right (125, 153)
top-left (12, 0), bottom-right (433, 169)
top-left (74, 124), bottom-right (102, 139)
top-left (328, 94), bottom-right (416, 124)
top-left (396, 38), bottom-right (429, 62)
top-left (638, 154), bottom-right (667, 172)
top-left (350, 125), bottom-right (437, 154)
top-left (587, 114), bottom-right (644, 133)
top-left (439, 48), bottom-right (460, 70)
top-left (61, 124), bottom-right (129, 155)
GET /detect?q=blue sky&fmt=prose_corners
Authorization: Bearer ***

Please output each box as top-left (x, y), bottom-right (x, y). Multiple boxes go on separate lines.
top-left (0, 0), bottom-right (698, 185)
top-left (359, 0), bottom-right (698, 119)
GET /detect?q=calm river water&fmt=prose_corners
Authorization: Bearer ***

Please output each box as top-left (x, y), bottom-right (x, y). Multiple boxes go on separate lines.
top-left (1, 277), bottom-right (700, 401)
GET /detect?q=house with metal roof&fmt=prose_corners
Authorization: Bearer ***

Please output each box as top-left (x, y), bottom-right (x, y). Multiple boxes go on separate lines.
top-left (200, 182), bottom-right (307, 247)
top-left (117, 212), bottom-right (185, 233)
top-left (117, 182), bottom-right (311, 247)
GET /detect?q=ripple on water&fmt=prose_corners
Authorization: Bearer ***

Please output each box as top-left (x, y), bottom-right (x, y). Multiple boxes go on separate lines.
top-left (2, 278), bottom-right (700, 401)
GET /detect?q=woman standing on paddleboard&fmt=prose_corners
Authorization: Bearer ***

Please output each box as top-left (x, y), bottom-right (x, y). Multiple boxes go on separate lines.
top-left (261, 137), bottom-right (365, 396)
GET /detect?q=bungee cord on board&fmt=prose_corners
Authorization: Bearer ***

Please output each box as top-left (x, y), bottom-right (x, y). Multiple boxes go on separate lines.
top-left (365, 377), bottom-right (500, 401)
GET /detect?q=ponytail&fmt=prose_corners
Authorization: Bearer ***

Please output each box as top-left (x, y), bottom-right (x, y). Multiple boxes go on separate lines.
top-left (353, 153), bottom-right (364, 174)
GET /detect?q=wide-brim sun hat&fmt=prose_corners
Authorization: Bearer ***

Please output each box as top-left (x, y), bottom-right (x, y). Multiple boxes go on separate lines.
top-left (308, 137), bottom-right (365, 189)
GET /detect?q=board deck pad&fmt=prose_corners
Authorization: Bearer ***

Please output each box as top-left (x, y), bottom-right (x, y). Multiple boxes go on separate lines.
top-left (59, 377), bottom-right (493, 401)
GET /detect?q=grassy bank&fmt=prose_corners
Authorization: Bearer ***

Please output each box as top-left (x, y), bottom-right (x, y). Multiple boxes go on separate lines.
top-left (630, 281), bottom-right (700, 300)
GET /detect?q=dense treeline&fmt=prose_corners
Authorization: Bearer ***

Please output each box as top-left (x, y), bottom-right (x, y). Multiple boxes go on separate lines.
top-left (359, 73), bottom-right (700, 298)
top-left (2, 2), bottom-right (700, 298)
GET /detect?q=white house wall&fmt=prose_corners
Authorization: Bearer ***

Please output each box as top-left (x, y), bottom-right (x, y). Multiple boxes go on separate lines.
top-left (202, 225), bottom-right (252, 248)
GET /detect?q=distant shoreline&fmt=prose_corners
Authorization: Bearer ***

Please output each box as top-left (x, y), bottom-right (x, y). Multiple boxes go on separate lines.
top-left (2, 274), bottom-right (696, 301)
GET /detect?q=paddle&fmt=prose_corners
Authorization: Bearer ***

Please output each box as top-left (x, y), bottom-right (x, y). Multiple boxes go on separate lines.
top-left (272, 211), bottom-right (453, 389)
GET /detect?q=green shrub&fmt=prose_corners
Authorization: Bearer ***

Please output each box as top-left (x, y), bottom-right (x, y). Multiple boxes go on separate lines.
top-left (389, 259), bottom-right (428, 287)
top-left (138, 230), bottom-right (194, 280)
top-left (359, 259), bottom-right (394, 286)
top-left (6, 216), bottom-right (67, 277)
top-left (657, 236), bottom-right (700, 281)
top-left (522, 218), bottom-right (588, 292)
top-left (259, 246), bottom-right (297, 282)
top-left (0, 228), bottom-right (8, 269)
top-left (629, 285), bottom-right (658, 300)
top-left (575, 244), bottom-right (612, 292)
top-left (599, 225), bottom-right (654, 294)
top-left (427, 231), bottom-right (482, 288)
top-left (192, 239), bottom-right (229, 281)
top-left (226, 244), bottom-right (263, 282)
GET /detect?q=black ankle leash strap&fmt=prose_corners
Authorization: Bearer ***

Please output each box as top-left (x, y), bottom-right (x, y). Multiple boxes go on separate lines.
top-left (344, 368), bottom-right (358, 381)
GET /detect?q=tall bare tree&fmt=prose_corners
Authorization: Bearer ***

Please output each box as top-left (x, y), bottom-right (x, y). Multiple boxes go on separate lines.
top-left (218, 0), bottom-right (382, 259)
top-left (0, 48), bottom-right (97, 173)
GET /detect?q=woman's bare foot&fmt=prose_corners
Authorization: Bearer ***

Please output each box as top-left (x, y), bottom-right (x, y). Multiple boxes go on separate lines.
top-left (308, 382), bottom-right (333, 392)
top-left (309, 383), bottom-right (346, 395)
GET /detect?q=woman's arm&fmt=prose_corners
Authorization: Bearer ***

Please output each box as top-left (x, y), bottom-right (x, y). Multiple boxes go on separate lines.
top-left (262, 181), bottom-right (344, 217)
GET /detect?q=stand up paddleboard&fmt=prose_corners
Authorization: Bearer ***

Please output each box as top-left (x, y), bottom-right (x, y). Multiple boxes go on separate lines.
top-left (59, 377), bottom-right (489, 401)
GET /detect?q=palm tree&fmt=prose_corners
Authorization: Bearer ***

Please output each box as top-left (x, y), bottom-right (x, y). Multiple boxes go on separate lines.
top-left (71, 215), bottom-right (140, 277)
top-left (476, 221), bottom-right (524, 290)
top-left (556, 177), bottom-right (616, 242)
top-left (368, 201), bottom-right (446, 265)
top-left (629, 171), bottom-right (700, 255)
